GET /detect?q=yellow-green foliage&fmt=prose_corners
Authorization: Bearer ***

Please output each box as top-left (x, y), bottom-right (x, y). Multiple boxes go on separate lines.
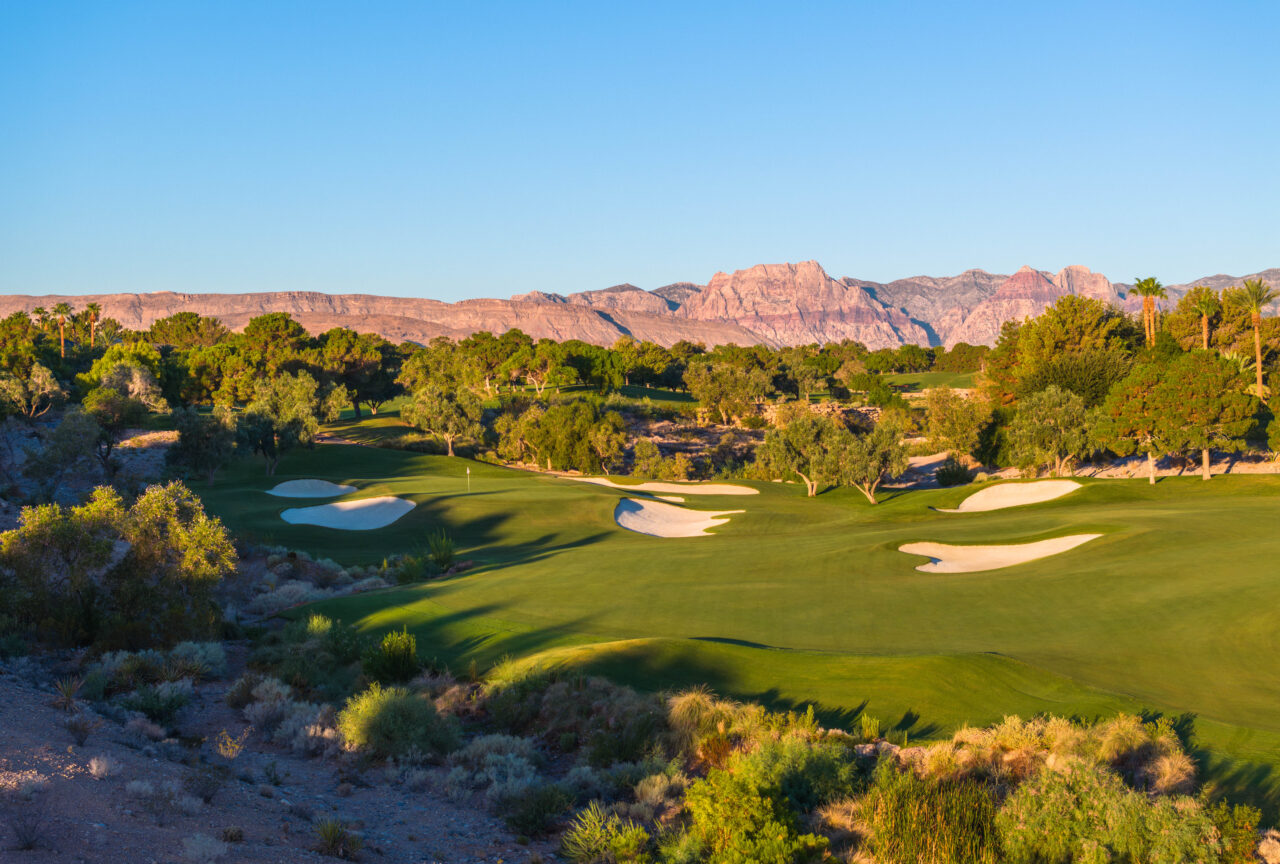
top-left (337, 683), bottom-right (457, 759)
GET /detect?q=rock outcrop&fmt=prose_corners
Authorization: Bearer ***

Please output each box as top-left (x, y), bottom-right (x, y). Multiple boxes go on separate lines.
top-left (677, 261), bottom-right (929, 349)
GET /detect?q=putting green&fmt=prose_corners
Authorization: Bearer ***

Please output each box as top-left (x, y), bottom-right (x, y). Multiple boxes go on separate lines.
top-left (198, 444), bottom-right (1280, 814)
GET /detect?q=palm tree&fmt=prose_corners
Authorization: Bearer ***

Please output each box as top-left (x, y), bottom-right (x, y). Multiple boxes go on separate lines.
top-left (1190, 287), bottom-right (1220, 350)
top-left (31, 306), bottom-right (49, 333)
top-left (53, 302), bottom-right (73, 358)
top-left (85, 302), bottom-right (102, 347)
top-left (1239, 278), bottom-right (1278, 398)
top-left (1130, 277), bottom-right (1166, 346)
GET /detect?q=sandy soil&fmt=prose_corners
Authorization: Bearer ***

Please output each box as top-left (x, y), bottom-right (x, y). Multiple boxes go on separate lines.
top-left (939, 480), bottom-right (1082, 512)
top-left (613, 498), bottom-right (743, 537)
top-left (569, 477), bottom-right (758, 496)
top-left (266, 480), bottom-right (356, 498)
top-left (280, 497), bottom-right (415, 530)
top-left (899, 534), bottom-right (1103, 573)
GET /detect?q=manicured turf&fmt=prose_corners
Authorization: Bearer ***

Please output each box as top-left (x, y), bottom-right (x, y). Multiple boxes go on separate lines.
top-left (199, 444), bottom-right (1280, 813)
top-left (884, 370), bottom-right (976, 390)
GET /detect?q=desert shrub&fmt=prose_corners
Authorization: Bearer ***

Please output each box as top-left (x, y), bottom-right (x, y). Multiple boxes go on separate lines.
top-left (220, 826), bottom-right (244, 843)
top-left (183, 765), bottom-right (228, 804)
top-left (337, 683), bottom-right (458, 760)
top-left (224, 673), bottom-right (263, 710)
top-left (995, 762), bottom-right (1221, 864)
top-left (361, 627), bottom-right (421, 683)
top-left (561, 800), bottom-right (653, 863)
top-left (860, 760), bottom-right (999, 864)
top-left (934, 456), bottom-right (973, 487)
top-left (314, 819), bottom-right (363, 859)
top-left (860, 714), bottom-right (881, 741)
top-left (496, 782), bottom-right (572, 837)
top-left (88, 755), bottom-right (119, 779)
top-left (395, 552), bottom-right (434, 584)
top-left (169, 642), bottom-right (228, 679)
top-left (181, 833), bottom-right (227, 864)
top-left (122, 680), bottom-right (192, 725)
top-left (1208, 800), bottom-right (1261, 864)
top-left (727, 734), bottom-right (864, 814)
top-left (449, 734), bottom-right (540, 771)
top-left (8, 809), bottom-right (47, 851)
top-left (683, 768), bottom-right (828, 864)
top-left (427, 529), bottom-right (455, 570)
top-left (65, 714), bottom-right (104, 746)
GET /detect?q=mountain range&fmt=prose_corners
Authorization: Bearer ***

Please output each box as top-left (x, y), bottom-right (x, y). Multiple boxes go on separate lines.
top-left (2, 261), bottom-right (1276, 351)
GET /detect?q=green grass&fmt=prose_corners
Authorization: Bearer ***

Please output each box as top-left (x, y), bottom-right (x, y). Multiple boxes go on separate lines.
top-left (198, 444), bottom-right (1280, 815)
top-left (884, 370), bottom-right (976, 391)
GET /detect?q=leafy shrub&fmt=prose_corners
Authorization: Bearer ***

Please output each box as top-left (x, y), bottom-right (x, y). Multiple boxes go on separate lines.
top-left (861, 760), bottom-right (999, 864)
top-left (935, 456), bottom-right (974, 487)
top-left (860, 714), bottom-right (881, 741)
top-left (337, 683), bottom-right (458, 760)
top-left (361, 627), bottom-right (421, 683)
top-left (561, 800), bottom-right (653, 863)
top-left (683, 768), bottom-right (828, 864)
top-left (995, 763), bottom-right (1220, 864)
top-left (727, 735), bottom-right (864, 814)
top-left (65, 714), bottom-right (103, 746)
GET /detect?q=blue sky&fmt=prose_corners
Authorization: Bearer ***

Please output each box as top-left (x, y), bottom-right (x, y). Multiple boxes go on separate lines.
top-left (1, 1), bottom-right (1276, 300)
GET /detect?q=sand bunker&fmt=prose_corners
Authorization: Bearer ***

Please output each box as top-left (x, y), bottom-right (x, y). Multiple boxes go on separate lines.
top-left (940, 480), bottom-right (1081, 512)
top-left (267, 479), bottom-right (357, 498)
top-left (899, 534), bottom-right (1102, 573)
top-left (570, 477), bottom-right (758, 496)
top-left (280, 496), bottom-right (415, 530)
top-left (614, 498), bottom-right (744, 538)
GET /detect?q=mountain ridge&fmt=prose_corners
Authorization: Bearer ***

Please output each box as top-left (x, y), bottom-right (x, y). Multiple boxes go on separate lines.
top-left (1, 264), bottom-right (1275, 351)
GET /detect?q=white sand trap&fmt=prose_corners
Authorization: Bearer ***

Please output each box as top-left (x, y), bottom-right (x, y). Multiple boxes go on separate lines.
top-left (940, 480), bottom-right (1081, 512)
top-left (267, 479), bottom-right (357, 498)
top-left (899, 534), bottom-right (1102, 573)
top-left (280, 496), bottom-right (415, 530)
top-left (569, 477), bottom-right (758, 496)
top-left (614, 498), bottom-right (744, 538)
top-left (654, 495), bottom-right (686, 503)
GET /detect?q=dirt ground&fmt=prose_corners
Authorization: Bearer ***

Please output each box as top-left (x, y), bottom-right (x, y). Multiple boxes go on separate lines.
top-left (0, 655), bottom-right (559, 863)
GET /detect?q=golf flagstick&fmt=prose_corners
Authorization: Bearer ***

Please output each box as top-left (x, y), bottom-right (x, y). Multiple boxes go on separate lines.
top-left (467, 466), bottom-right (470, 493)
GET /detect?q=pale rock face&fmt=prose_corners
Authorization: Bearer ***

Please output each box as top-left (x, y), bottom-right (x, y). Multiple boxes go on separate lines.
top-left (944, 266), bottom-right (1066, 347)
top-left (677, 260), bottom-right (930, 350)
top-left (1052, 265), bottom-right (1119, 304)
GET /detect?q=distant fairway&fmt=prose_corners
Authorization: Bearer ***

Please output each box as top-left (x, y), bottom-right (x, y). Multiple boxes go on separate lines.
top-left (199, 444), bottom-right (1280, 810)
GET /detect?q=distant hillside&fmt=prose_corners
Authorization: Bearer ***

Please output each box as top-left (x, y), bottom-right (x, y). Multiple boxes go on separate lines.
top-left (1, 264), bottom-right (1273, 350)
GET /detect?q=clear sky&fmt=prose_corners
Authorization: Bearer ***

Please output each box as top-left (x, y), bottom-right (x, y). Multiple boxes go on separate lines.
top-left (1, 1), bottom-right (1276, 300)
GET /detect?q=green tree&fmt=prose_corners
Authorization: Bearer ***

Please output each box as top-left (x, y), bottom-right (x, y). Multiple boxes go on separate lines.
top-left (85, 302), bottom-right (102, 348)
top-left (1189, 286), bottom-right (1220, 351)
top-left (685, 362), bottom-right (770, 425)
top-left (240, 312), bottom-right (311, 377)
top-left (236, 372), bottom-right (322, 474)
top-left (758, 412), bottom-right (853, 497)
top-left (317, 328), bottom-right (398, 417)
top-left (1158, 351), bottom-right (1256, 480)
top-left (924, 388), bottom-right (990, 462)
top-left (1234, 278), bottom-right (1277, 398)
top-left (401, 385), bottom-right (483, 457)
top-left (1006, 386), bottom-right (1091, 476)
top-left (147, 311), bottom-right (230, 349)
top-left (838, 419), bottom-right (910, 504)
top-left (1130, 277), bottom-right (1167, 346)
top-left (0, 363), bottom-right (65, 419)
top-left (78, 341), bottom-right (165, 391)
top-left (167, 407), bottom-right (236, 484)
top-left (104, 482), bottom-right (236, 647)
top-left (82, 386), bottom-right (149, 474)
top-left (1095, 363), bottom-right (1174, 484)
top-left (52, 301), bottom-right (73, 358)
top-left (586, 410), bottom-right (627, 474)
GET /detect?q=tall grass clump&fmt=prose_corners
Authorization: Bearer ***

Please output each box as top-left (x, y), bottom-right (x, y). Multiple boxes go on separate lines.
top-left (337, 683), bottom-right (457, 760)
top-left (860, 760), bottom-right (1000, 864)
top-left (361, 627), bottom-right (421, 683)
